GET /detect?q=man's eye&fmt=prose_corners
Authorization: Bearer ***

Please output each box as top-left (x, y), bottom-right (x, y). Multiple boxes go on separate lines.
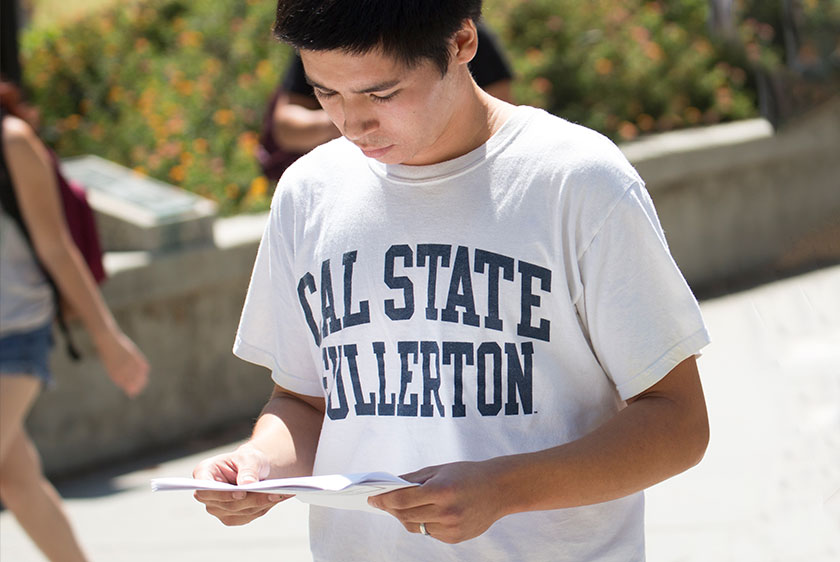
top-left (315, 89), bottom-right (336, 99)
top-left (371, 91), bottom-right (399, 103)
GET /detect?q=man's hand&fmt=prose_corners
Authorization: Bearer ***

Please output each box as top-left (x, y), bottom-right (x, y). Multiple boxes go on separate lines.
top-left (369, 356), bottom-right (708, 542)
top-left (192, 443), bottom-right (291, 526)
top-left (368, 460), bottom-right (509, 544)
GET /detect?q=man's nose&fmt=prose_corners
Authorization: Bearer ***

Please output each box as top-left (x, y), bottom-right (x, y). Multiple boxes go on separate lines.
top-left (341, 99), bottom-right (378, 140)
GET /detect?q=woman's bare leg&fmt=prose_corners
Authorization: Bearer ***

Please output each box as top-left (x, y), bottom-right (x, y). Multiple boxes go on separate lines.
top-left (0, 375), bottom-right (40, 460)
top-left (0, 376), bottom-right (89, 562)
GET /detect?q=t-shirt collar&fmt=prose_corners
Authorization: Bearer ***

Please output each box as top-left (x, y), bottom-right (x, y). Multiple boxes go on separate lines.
top-left (368, 105), bottom-right (535, 184)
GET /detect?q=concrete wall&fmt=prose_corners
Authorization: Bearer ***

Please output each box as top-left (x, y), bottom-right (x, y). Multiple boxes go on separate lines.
top-left (626, 97), bottom-right (840, 292)
top-left (29, 98), bottom-right (840, 477)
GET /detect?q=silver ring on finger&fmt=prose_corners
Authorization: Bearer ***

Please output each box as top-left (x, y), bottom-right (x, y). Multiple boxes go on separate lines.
top-left (419, 522), bottom-right (430, 536)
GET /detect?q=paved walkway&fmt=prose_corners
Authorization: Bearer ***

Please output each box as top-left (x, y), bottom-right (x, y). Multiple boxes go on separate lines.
top-left (2, 265), bottom-right (839, 561)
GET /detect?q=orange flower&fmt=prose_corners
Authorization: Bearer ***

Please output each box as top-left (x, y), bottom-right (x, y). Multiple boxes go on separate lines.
top-left (203, 58), bottom-right (222, 76)
top-left (213, 109), bottom-right (235, 126)
top-left (645, 1), bottom-right (663, 15)
top-left (178, 30), bottom-right (203, 48)
top-left (595, 58), bottom-right (613, 76)
top-left (526, 48), bottom-right (544, 64)
top-left (618, 121), bottom-right (639, 141)
top-left (237, 131), bottom-right (259, 153)
top-left (643, 42), bottom-right (664, 62)
top-left (63, 114), bottom-right (82, 131)
top-left (531, 77), bottom-right (552, 95)
top-left (175, 80), bottom-right (194, 96)
top-left (546, 16), bottom-right (564, 32)
top-left (108, 86), bottom-right (124, 103)
top-left (256, 59), bottom-right (274, 81)
top-left (715, 86), bottom-right (733, 111)
top-left (90, 124), bottom-right (105, 140)
top-left (684, 107), bottom-right (701, 125)
top-left (248, 176), bottom-right (269, 198)
top-left (193, 138), bottom-right (209, 154)
top-left (636, 114), bottom-right (654, 132)
top-left (630, 26), bottom-right (650, 45)
top-left (169, 165), bottom-right (186, 183)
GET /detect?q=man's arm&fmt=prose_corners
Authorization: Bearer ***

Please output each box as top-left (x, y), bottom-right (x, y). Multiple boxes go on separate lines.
top-left (272, 92), bottom-right (341, 153)
top-left (193, 385), bottom-right (325, 526)
top-left (369, 355), bottom-right (709, 543)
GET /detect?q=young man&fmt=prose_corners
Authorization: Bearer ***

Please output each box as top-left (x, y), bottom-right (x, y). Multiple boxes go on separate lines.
top-left (257, 22), bottom-right (515, 183)
top-left (193, 1), bottom-right (711, 560)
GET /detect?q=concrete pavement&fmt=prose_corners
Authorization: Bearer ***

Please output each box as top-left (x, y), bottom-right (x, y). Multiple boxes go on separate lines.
top-left (2, 265), bottom-right (839, 561)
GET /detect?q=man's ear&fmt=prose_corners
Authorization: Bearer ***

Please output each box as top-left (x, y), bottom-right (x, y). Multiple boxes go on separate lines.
top-left (452, 19), bottom-right (479, 65)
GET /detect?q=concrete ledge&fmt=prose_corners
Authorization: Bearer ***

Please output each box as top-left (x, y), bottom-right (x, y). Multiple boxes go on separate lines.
top-left (622, 97), bottom-right (840, 291)
top-left (621, 118), bottom-right (776, 186)
top-left (61, 155), bottom-right (218, 252)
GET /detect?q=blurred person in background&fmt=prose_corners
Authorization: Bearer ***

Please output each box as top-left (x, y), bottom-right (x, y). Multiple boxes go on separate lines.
top-left (0, 2), bottom-right (149, 559)
top-left (257, 21), bottom-right (514, 184)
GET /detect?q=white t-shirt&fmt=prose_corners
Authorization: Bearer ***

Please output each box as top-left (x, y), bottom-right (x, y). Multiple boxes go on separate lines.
top-left (235, 106), bottom-right (710, 561)
top-left (0, 209), bottom-right (53, 336)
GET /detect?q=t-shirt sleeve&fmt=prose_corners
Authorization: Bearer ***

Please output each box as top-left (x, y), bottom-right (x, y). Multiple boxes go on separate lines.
top-left (576, 182), bottom-right (710, 400)
top-left (470, 23), bottom-right (514, 88)
top-left (233, 194), bottom-right (324, 396)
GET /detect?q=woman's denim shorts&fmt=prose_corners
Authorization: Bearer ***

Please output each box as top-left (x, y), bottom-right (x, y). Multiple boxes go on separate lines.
top-left (0, 322), bottom-right (54, 386)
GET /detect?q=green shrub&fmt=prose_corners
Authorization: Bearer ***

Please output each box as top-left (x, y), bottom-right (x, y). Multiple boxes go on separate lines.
top-left (486, 0), bottom-right (759, 141)
top-left (485, 0), bottom-right (839, 140)
top-left (22, 0), bottom-right (290, 215)
top-left (732, 0), bottom-right (840, 125)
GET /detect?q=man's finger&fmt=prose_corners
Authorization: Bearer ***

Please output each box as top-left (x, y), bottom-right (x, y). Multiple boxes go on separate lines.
top-left (194, 489), bottom-right (244, 503)
top-left (369, 485), bottom-right (435, 511)
top-left (237, 469), bottom-right (261, 485)
top-left (212, 506), bottom-right (274, 527)
top-left (195, 490), bottom-right (279, 509)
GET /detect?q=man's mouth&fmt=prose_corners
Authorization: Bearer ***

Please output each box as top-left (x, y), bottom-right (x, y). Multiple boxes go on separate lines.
top-left (359, 145), bottom-right (394, 159)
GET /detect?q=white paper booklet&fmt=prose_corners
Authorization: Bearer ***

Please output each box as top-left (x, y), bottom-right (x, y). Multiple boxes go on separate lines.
top-left (150, 472), bottom-right (416, 514)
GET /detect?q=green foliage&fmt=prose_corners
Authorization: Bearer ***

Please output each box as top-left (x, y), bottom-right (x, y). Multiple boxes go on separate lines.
top-left (488, 0), bottom-right (759, 140)
top-left (21, 0), bottom-right (290, 215)
top-left (736, 0), bottom-right (840, 79)
top-left (485, 0), bottom-right (839, 141)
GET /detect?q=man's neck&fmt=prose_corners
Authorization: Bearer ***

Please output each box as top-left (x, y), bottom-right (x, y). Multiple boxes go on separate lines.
top-left (412, 80), bottom-right (515, 166)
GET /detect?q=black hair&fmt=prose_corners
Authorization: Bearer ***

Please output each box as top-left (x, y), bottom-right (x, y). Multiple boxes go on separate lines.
top-left (273, 0), bottom-right (482, 76)
top-left (1, 0), bottom-right (23, 85)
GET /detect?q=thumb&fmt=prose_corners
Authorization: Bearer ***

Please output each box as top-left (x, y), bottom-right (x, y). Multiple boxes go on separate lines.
top-left (232, 463), bottom-right (262, 500)
top-left (399, 466), bottom-right (436, 485)
top-left (235, 453), bottom-right (270, 486)
top-left (236, 466), bottom-right (261, 486)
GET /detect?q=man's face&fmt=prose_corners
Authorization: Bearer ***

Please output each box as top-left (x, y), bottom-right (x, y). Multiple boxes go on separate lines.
top-left (300, 47), bottom-right (462, 166)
